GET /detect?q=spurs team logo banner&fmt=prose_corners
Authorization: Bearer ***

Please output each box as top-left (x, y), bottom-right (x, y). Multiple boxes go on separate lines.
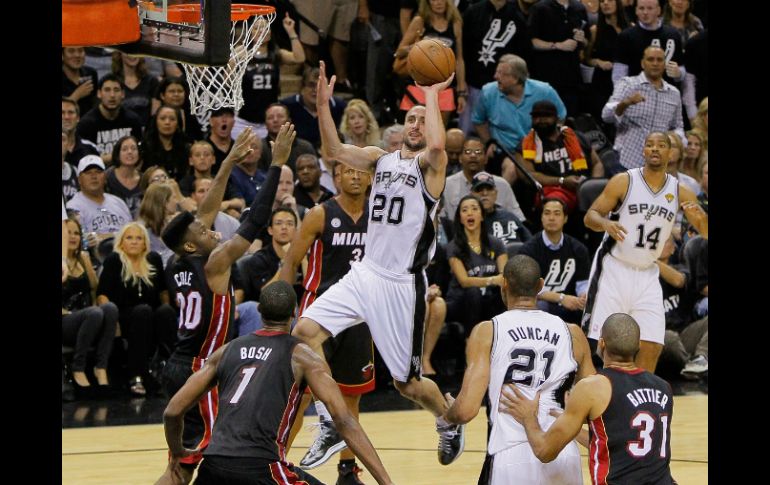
top-left (478, 19), bottom-right (517, 66)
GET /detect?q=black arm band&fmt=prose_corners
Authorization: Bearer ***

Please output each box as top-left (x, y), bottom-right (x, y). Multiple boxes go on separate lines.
top-left (235, 165), bottom-right (281, 243)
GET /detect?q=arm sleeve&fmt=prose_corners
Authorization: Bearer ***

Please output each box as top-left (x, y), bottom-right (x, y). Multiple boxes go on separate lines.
top-left (96, 253), bottom-right (122, 300)
top-left (148, 252), bottom-right (167, 292)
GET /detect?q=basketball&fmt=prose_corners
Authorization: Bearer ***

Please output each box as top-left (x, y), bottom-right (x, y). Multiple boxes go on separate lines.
top-left (407, 39), bottom-right (456, 86)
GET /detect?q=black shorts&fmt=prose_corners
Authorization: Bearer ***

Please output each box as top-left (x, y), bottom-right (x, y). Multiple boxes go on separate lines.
top-left (161, 355), bottom-right (217, 466)
top-left (195, 456), bottom-right (325, 485)
top-left (321, 323), bottom-right (375, 395)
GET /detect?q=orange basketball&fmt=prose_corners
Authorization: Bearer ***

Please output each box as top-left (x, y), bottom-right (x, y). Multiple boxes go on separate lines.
top-left (407, 39), bottom-right (456, 86)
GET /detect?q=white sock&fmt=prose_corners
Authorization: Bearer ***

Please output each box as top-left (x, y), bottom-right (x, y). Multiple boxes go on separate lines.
top-left (314, 400), bottom-right (332, 421)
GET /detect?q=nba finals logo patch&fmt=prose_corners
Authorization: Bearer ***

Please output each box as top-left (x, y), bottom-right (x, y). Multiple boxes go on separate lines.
top-left (665, 193), bottom-right (674, 203)
top-left (331, 218), bottom-right (341, 228)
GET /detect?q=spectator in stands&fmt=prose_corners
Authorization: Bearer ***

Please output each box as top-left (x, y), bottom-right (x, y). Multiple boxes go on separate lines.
top-left (473, 54), bottom-right (566, 164)
top-left (111, 52), bottom-right (160, 128)
top-left (62, 216), bottom-right (118, 391)
top-left (105, 135), bottom-right (143, 219)
top-left (281, 67), bottom-right (347, 148)
top-left (612, 0), bottom-right (686, 88)
top-left (445, 195), bottom-right (507, 337)
top-left (681, 129), bottom-right (706, 182)
top-left (445, 128), bottom-right (464, 176)
top-left (381, 123), bottom-right (405, 153)
top-left (156, 76), bottom-right (203, 141)
top-left (397, 0), bottom-right (468, 126)
top-left (206, 107), bottom-right (235, 174)
top-left (665, 131), bottom-right (699, 194)
top-left (138, 182), bottom-right (179, 265)
top-left (471, 171), bottom-right (532, 247)
top-left (459, 0), bottom-right (532, 135)
top-left (257, 103), bottom-right (316, 172)
top-left (340, 99), bottom-right (381, 148)
top-left (62, 130), bottom-right (80, 203)
top-left (365, 0), bottom-right (401, 123)
top-left (602, 46), bottom-right (684, 170)
top-left (229, 135), bottom-right (265, 206)
top-left (62, 47), bottom-right (98, 117)
top-left (293, 154), bottom-right (334, 209)
top-left (682, 30), bottom-right (707, 122)
top-left (691, 97), bottom-right (708, 148)
top-left (76, 74), bottom-right (143, 164)
top-left (584, 0), bottom-right (630, 124)
top-left (62, 97), bottom-right (99, 168)
top-left (442, 137), bottom-right (526, 222)
top-left (519, 198), bottom-right (590, 324)
top-left (178, 141), bottom-right (244, 218)
top-left (663, 0), bottom-right (704, 45)
top-left (66, 155), bottom-right (133, 251)
top-left (515, 100), bottom-right (603, 214)
top-left (233, 12), bottom-right (305, 139)
top-left (97, 222), bottom-right (177, 396)
top-left (528, 0), bottom-right (590, 116)
top-left (141, 105), bottom-right (191, 181)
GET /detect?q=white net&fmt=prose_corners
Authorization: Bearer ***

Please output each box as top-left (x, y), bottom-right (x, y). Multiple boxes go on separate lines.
top-left (182, 7), bottom-right (276, 127)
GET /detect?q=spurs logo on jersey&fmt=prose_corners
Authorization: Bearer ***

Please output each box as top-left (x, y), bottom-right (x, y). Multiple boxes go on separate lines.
top-left (487, 310), bottom-right (577, 455)
top-left (650, 38), bottom-right (677, 64)
top-left (366, 151), bottom-right (439, 275)
top-left (610, 169), bottom-right (679, 268)
top-left (479, 19), bottom-right (517, 66)
top-left (543, 258), bottom-right (576, 293)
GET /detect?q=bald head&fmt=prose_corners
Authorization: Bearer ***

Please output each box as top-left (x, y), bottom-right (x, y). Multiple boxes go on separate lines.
top-left (446, 128), bottom-right (465, 165)
top-left (601, 314), bottom-right (641, 360)
top-left (503, 255), bottom-right (542, 298)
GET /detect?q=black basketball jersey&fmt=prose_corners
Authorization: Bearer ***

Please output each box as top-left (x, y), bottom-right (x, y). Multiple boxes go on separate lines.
top-left (204, 331), bottom-right (306, 462)
top-left (167, 254), bottom-right (236, 361)
top-left (300, 198), bottom-right (368, 312)
top-left (238, 46), bottom-right (280, 124)
top-left (589, 368), bottom-right (675, 485)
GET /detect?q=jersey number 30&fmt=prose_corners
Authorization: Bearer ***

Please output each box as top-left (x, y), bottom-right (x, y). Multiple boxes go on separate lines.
top-left (176, 291), bottom-right (202, 330)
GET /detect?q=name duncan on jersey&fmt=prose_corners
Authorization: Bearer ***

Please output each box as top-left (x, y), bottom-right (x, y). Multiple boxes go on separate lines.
top-left (331, 232), bottom-right (367, 246)
top-left (375, 171), bottom-right (418, 189)
top-left (508, 326), bottom-right (561, 346)
top-left (628, 203), bottom-right (675, 222)
top-left (626, 387), bottom-right (669, 409)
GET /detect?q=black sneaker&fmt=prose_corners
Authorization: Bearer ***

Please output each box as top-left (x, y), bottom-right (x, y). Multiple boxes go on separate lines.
top-left (436, 420), bottom-right (465, 465)
top-left (336, 461), bottom-right (365, 485)
top-left (299, 419), bottom-right (348, 469)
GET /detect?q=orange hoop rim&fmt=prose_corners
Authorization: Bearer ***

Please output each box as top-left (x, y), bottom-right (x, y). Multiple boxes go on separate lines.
top-left (167, 3), bottom-right (275, 23)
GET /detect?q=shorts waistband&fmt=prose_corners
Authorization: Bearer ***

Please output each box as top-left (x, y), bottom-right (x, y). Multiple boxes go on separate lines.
top-left (361, 257), bottom-right (415, 283)
top-left (607, 253), bottom-right (656, 271)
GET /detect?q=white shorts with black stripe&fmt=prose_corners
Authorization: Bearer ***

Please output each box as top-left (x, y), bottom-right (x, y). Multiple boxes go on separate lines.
top-left (490, 440), bottom-right (582, 485)
top-left (300, 257), bottom-right (427, 382)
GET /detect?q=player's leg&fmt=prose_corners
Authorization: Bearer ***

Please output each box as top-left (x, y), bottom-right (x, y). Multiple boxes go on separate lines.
top-left (636, 341), bottom-right (664, 372)
top-left (422, 296), bottom-right (446, 376)
top-left (631, 267), bottom-right (666, 372)
top-left (585, 255), bottom-right (628, 355)
top-left (286, 391), bottom-right (314, 450)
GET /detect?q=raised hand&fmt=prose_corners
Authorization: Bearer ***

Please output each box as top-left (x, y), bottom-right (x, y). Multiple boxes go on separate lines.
top-left (416, 72), bottom-right (455, 93)
top-left (282, 12), bottom-right (296, 34)
top-left (270, 122), bottom-right (297, 167)
top-left (229, 127), bottom-right (258, 164)
top-left (316, 61), bottom-right (336, 108)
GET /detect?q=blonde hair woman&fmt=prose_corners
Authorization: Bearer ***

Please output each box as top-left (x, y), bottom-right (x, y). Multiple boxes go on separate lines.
top-left (691, 97), bottom-right (708, 149)
top-left (339, 99), bottom-right (381, 148)
top-left (682, 129), bottom-right (707, 182)
top-left (96, 222), bottom-right (177, 396)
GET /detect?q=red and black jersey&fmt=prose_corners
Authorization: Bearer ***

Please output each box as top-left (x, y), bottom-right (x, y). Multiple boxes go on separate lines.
top-left (167, 254), bottom-right (236, 362)
top-left (589, 367), bottom-right (675, 485)
top-left (204, 330), bottom-right (307, 462)
top-left (300, 198), bottom-right (368, 312)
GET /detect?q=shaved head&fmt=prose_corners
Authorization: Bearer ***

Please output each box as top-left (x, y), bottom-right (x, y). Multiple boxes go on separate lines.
top-left (601, 313), bottom-right (641, 359)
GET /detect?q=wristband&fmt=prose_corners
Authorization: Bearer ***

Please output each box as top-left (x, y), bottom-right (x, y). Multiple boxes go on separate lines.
top-left (558, 293), bottom-right (565, 306)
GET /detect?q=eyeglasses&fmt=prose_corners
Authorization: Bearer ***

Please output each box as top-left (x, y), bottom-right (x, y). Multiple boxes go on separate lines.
top-left (463, 149), bottom-right (484, 155)
top-left (150, 174), bottom-right (168, 183)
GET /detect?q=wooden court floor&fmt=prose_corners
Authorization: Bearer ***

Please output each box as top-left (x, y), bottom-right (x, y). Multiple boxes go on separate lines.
top-left (62, 395), bottom-right (707, 484)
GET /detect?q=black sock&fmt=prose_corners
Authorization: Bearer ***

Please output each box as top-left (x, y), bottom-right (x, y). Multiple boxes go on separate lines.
top-left (339, 459), bottom-right (356, 470)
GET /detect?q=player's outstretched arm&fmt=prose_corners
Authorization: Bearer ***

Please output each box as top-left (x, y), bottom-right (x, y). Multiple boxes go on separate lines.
top-left (584, 172), bottom-right (630, 241)
top-left (499, 375), bottom-right (605, 463)
top-left (278, 204), bottom-right (324, 284)
top-left (198, 128), bottom-right (259, 229)
top-left (205, 124), bottom-right (296, 293)
top-left (415, 74), bottom-right (454, 178)
top-left (316, 61), bottom-right (385, 171)
top-left (444, 320), bottom-right (493, 425)
top-left (293, 343), bottom-right (395, 485)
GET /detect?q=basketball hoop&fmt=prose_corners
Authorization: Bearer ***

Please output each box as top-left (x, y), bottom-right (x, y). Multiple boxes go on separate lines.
top-left (164, 3), bottom-right (276, 122)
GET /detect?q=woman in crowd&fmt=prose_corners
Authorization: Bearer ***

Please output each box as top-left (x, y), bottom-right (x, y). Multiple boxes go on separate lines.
top-left (111, 52), bottom-right (160, 127)
top-left (444, 195), bottom-right (507, 338)
top-left (96, 222), bottom-right (177, 397)
top-left (137, 182), bottom-right (179, 265)
top-left (141, 105), bottom-right (191, 181)
top-left (682, 129), bottom-right (707, 182)
top-left (156, 76), bottom-right (203, 140)
top-left (62, 216), bottom-right (118, 392)
top-left (339, 99), bottom-right (381, 148)
top-left (105, 135), bottom-right (143, 218)
top-left (663, 0), bottom-right (704, 45)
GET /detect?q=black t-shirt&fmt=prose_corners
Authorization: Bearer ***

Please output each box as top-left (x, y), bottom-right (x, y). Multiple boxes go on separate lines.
top-left (62, 162), bottom-right (80, 203)
top-left (122, 75), bottom-right (160, 128)
top-left (104, 168), bottom-right (142, 219)
top-left (519, 231), bottom-right (590, 297)
top-left (207, 136), bottom-right (233, 175)
top-left (62, 271), bottom-right (92, 311)
top-left (256, 135), bottom-right (316, 173)
top-left (527, 0), bottom-right (589, 87)
top-left (238, 46), bottom-right (280, 124)
top-left (484, 207), bottom-right (532, 245)
top-left (660, 262), bottom-right (691, 332)
top-left (97, 251), bottom-right (167, 311)
top-left (684, 29), bottom-right (708, 104)
top-left (293, 184), bottom-right (334, 210)
top-left (515, 130), bottom-right (593, 177)
top-left (370, 0), bottom-right (400, 17)
top-left (279, 94), bottom-right (346, 149)
top-left (240, 244), bottom-right (281, 302)
top-left (62, 66), bottom-right (98, 118)
top-left (615, 24), bottom-right (684, 86)
top-left (445, 235), bottom-right (506, 297)
top-left (76, 107), bottom-right (144, 156)
top-left (463, 0), bottom-right (532, 89)
top-left (65, 137), bottom-right (100, 168)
